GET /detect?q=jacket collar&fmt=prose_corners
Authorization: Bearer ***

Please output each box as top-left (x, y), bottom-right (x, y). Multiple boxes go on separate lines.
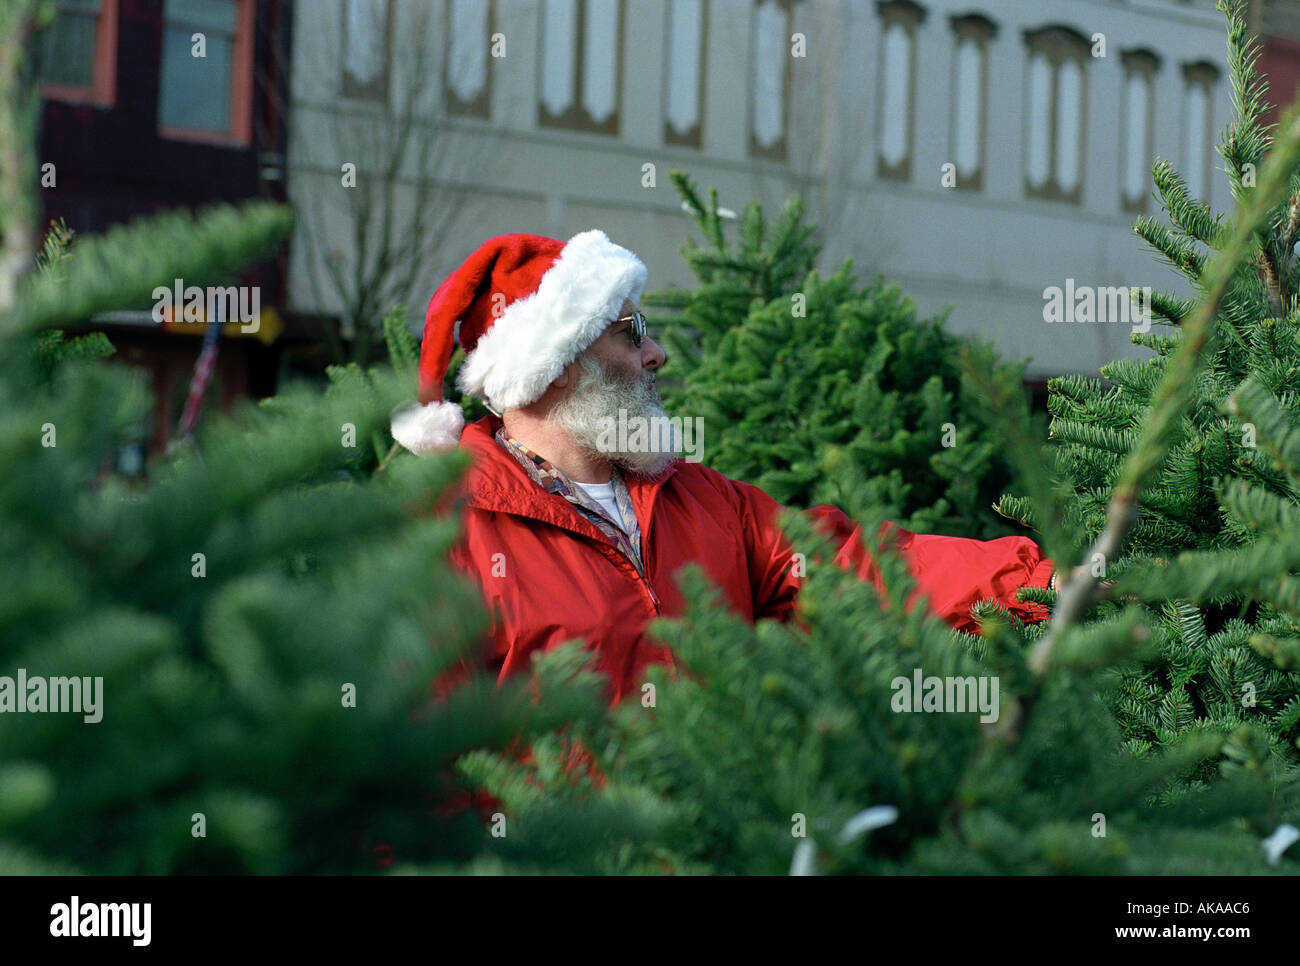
top-left (459, 414), bottom-right (679, 538)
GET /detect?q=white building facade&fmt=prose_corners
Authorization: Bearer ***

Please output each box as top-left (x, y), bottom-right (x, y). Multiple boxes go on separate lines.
top-left (287, 0), bottom-right (1237, 379)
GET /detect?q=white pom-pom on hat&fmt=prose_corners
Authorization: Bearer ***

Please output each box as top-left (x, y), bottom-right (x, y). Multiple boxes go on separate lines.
top-left (389, 399), bottom-right (466, 454)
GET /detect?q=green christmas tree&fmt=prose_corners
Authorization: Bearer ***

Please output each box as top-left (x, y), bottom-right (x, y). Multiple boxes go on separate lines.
top-left (641, 171), bottom-right (1028, 539)
top-left (449, 0), bottom-right (1300, 875)
top-left (0, 2), bottom-right (601, 874)
top-left (993, 0), bottom-right (1300, 770)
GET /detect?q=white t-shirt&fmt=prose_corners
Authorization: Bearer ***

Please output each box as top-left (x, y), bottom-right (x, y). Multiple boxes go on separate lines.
top-left (576, 479), bottom-right (629, 533)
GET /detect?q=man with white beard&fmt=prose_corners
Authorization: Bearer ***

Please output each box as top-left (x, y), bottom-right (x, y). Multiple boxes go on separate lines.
top-left (543, 309), bottom-right (678, 477)
top-left (550, 343), bottom-right (682, 480)
top-left (391, 231), bottom-right (1058, 711)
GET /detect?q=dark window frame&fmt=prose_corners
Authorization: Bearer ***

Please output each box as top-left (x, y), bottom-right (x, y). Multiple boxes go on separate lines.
top-left (157, 0), bottom-right (254, 146)
top-left (38, 0), bottom-right (120, 108)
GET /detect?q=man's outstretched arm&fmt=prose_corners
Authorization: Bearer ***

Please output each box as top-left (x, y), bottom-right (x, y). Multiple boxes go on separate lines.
top-left (727, 475), bottom-right (1054, 632)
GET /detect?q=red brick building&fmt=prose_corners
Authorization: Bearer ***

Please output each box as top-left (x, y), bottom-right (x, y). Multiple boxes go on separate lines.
top-left (36, 0), bottom-right (293, 465)
top-left (1252, 0), bottom-right (1300, 124)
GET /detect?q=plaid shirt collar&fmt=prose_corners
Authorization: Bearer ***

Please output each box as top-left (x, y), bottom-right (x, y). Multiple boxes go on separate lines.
top-left (494, 426), bottom-right (645, 574)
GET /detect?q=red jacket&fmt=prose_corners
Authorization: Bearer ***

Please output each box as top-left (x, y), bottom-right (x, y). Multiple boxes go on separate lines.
top-left (434, 413), bottom-right (1055, 704)
top-left (393, 413), bottom-right (1055, 852)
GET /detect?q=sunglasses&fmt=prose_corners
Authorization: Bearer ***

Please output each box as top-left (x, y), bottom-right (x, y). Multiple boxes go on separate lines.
top-left (613, 310), bottom-right (647, 347)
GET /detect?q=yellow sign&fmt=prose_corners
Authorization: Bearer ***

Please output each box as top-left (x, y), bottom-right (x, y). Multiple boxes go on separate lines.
top-left (161, 306), bottom-right (282, 346)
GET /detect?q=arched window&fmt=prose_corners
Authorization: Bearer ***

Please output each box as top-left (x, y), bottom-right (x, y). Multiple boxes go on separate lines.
top-left (750, 0), bottom-right (792, 160)
top-left (539, 0), bottom-right (623, 136)
top-left (876, 0), bottom-right (926, 181)
top-left (1023, 25), bottom-right (1090, 203)
top-left (665, 0), bottom-right (707, 148)
top-left (446, 0), bottom-right (493, 118)
top-left (1182, 61), bottom-right (1219, 201)
top-left (1121, 49), bottom-right (1161, 212)
top-left (949, 13), bottom-right (997, 191)
top-left (340, 0), bottom-right (391, 102)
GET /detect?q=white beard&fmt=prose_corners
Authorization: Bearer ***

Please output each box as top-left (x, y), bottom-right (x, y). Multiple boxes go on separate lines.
top-left (550, 354), bottom-right (680, 478)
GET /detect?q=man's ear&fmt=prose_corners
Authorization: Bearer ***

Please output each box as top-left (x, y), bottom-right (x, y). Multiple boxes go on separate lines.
top-left (552, 357), bottom-right (579, 389)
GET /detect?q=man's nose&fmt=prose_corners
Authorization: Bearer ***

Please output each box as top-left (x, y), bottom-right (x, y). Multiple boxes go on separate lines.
top-left (643, 336), bottom-right (666, 371)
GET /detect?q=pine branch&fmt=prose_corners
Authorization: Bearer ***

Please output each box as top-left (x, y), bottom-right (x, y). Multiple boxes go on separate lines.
top-left (1226, 377), bottom-right (1300, 494)
top-left (15, 202), bottom-right (293, 335)
top-left (33, 218), bottom-right (75, 276)
top-left (1153, 159), bottom-right (1229, 249)
top-left (1220, 0), bottom-right (1274, 202)
top-left (1031, 95), bottom-right (1300, 677)
top-left (382, 303), bottom-right (418, 378)
top-left (1130, 330), bottom-right (1182, 356)
top-left (668, 169), bottom-right (727, 255)
top-left (1148, 290), bottom-right (1197, 326)
top-left (1133, 215), bottom-right (1205, 285)
top-left (1049, 419), bottom-right (1141, 456)
top-left (1218, 476), bottom-right (1300, 536)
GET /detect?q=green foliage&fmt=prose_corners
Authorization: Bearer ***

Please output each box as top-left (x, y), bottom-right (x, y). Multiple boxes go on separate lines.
top-left (992, 0), bottom-right (1300, 770)
top-left (331, 300), bottom-right (495, 437)
top-left (467, 505), bottom-right (1299, 874)
top-left (444, 344), bottom-right (490, 425)
top-left (0, 88), bottom-right (597, 871)
top-left (33, 216), bottom-right (73, 275)
top-left (383, 302), bottom-right (420, 380)
top-left (644, 170), bottom-right (1025, 538)
top-left (643, 170), bottom-right (820, 369)
top-left (14, 202), bottom-right (294, 337)
top-left (278, 301), bottom-right (475, 480)
top-left (8, 0), bottom-right (1296, 879)
top-left (0, 339), bottom-right (567, 872)
top-left (452, 1), bottom-right (1300, 875)
top-left (28, 220), bottom-right (114, 383)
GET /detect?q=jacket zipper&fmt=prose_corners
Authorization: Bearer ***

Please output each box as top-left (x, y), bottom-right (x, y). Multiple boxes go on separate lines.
top-left (594, 538), bottom-right (659, 613)
top-left (641, 568), bottom-right (660, 611)
top-left (637, 514), bottom-right (659, 611)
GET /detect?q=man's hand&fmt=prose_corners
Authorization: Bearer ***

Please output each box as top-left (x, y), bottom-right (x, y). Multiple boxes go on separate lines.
top-left (1051, 564), bottom-right (1116, 600)
top-left (1053, 559), bottom-right (1169, 604)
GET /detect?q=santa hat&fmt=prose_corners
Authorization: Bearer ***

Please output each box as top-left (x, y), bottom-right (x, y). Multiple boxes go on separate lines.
top-left (390, 230), bottom-right (647, 454)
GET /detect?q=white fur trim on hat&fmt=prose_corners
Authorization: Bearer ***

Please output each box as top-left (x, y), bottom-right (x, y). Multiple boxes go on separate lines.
top-left (390, 398), bottom-right (465, 454)
top-left (456, 230), bottom-right (647, 412)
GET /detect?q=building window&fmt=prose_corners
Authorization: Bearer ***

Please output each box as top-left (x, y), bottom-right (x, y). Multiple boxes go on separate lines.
top-left (341, 0), bottom-right (392, 102)
top-left (750, 0), bottom-right (790, 161)
top-left (538, 0), bottom-right (622, 136)
top-left (158, 0), bottom-right (253, 144)
top-left (1121, 49), bottom-right (1161, 213)
top-left (37, 0), bottom-right (119, 107)
top-left (1024, 25), bottom-right (1090, 204)
top-left (664, 0), bottom-right (707, 148)
top-left (876, 1), bottom-right (925, 181)
top-left (1183, 61), bottom-right (1219, 201)
top-left (949, 13), bottom-right (996, 192)
top-left (446, 0), bottom-right (492, 117)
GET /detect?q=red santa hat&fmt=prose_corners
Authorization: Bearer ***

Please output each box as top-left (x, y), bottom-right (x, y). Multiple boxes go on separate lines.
top-left (390, 229), bottom-right (647, 454)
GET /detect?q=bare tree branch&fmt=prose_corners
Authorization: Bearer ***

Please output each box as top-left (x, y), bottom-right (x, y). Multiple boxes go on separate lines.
top-left (285, 2), bottom-right (507, 366)
top-left (0, 0), bottom-right (42, 323)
